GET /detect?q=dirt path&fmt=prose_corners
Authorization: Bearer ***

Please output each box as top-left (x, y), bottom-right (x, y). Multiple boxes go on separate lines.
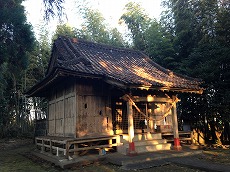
top-left (0, 139), bottom-right (229, 172)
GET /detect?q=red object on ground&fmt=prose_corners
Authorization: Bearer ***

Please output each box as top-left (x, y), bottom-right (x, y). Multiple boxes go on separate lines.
top-left (128, 142), bottom-right (137, 156)
top-left (174, 138), bottom-right (182, 150)
top-left (129, 142), bottom-right (135, 151)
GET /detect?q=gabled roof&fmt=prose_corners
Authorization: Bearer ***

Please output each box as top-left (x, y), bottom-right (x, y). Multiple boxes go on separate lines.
top-left (26, 36), bottom-right (203, 96)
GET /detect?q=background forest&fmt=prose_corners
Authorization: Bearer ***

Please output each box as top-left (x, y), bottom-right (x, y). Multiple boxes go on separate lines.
top-left (0, 0), bottom-right (229, 145)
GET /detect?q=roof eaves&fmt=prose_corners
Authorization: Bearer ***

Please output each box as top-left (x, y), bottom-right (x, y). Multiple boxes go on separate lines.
top-left (25, 67), bottom-right (60, 97)
top-left (143, 54), bottom-right (203, 83)
top-left (128, 84), bottom-right (204, 94)
top-left (103, 77), bottom-right (127, 89)
top-left (25, 67), bottom-right (104, 97)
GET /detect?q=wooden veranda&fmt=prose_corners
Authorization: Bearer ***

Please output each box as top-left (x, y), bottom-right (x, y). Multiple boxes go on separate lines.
top-left (35, 135), bottom-right (119, 159)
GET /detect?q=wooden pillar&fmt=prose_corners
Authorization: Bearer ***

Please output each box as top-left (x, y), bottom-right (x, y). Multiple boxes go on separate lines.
top-left (41, 139), bottom-right (44, 152)
top-left (149, 103), bottom-right (155, 132)
top-left (172, 96), bottom-right (182, 150)
top-left (66, 141), bottom-right (70, 159)
top-left (63, 93), bottom-right (65, 137)
top-left (109, 139), bottom-right (113, 147)
top-left (49, 139), bottom-right (52, 154)
top-left (74, 81), bottom-right (79, 138)
top-left (127, 99), bottom-right (136, 155)
top-left (74, 143), bottom-right (79, 156)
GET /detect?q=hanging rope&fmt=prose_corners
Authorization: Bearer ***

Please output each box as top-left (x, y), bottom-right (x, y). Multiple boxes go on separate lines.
top-left (122, 94), bottom-right (179, 122)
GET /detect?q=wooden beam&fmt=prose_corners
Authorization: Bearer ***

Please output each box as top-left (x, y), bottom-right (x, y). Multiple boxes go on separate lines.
top-left (132, 95), bottom-right (173, 103)
top-left (104, 78), bottom-right (126, 89)
top-left (68, 143), bottom-right (118, 152)
top-left (128, 85), bottom-right (203, 94)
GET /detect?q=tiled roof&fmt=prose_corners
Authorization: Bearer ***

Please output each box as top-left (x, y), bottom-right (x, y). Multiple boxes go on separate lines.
top-left (47, 37), bottom-right (202, 93)
top-left (26, 36), bottom-right (203, 96)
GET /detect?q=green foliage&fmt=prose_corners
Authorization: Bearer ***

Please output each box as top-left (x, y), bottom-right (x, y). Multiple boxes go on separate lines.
top-left (1, 0), bottom-right (228, 143)
top-left (144, 20), bottom-right (176, 69)
top-left (25, 25), bottom-right (51, 131)
top-left (76, 8), bottom-right (126, 47)
top-left (0, 0), bottom-right (35, 138)
top-left (162, 0), bottom-right (230, 143)
top-left (121, 2), bottom-right (176, 70)
top-left (216, 2), bottom-right (230, 46)
top-left (171, 0), bottom-right (196, 63)
top-left (51, 7), bottom-right (126, 47)
top-left (120, 2), bottom-right (150, 50)
top-left (52, 23), bottom-right (76, 43)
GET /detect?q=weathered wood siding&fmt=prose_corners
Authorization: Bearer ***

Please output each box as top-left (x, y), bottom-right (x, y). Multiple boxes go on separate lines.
top-left (76, 79), bottom-right (113, 137)
top-left (48, 80), bottom-right (76, 137)
top-left (47, 78), bottom-right (113, 138)
top-left (48, 93), bottom-right (56, 135)
top-left (64, 91), bottom-right (76, 136)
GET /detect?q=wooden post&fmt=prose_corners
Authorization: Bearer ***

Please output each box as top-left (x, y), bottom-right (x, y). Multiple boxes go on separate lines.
top-left (49, 139), bottom-right (52, 154)
top-left (41, 139), bottom-right (44, 152)
top-left (66, 141), bottom-right (70, 159)
top-left (63, 93), bottom-right (65, 137)
top-left (74, 143), bottom-right (79, 156)
top-left (127, 99), bottom-right (136, 155)
top-left (74, 82), bottom-right (78, 138)
top-left (56, 147), bottom-right (59, 156)
top-left (109, 139), bottom-right (113, 147)
top-left (149, 103), bottom-right (154, 133)
top-left (172, 96), bottom-right (182, 150)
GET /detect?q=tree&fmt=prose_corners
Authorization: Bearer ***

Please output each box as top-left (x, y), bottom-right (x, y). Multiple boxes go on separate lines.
top-left (43, 0), bottom-right (65, 21)
top-left (75, 7), bottom-right (126, 47)
top-left (22, 23), bottom-right (51, 138)
top-left (52, 23), bottom-right (76, 42)
top-left (0, 0), bottom-right (35, 138)
top-left (27, 23), bottom-right (51, 88)
top-left (144, 20), bottom-right (176, 69)
top-left (162, 0), bottom-right (230, 144)
top-left (121, 2), bottom-right (176, 69)
top-left (25, 40), bottom-right (50, 130)
top-left (120, 2), bottom-right (150, 51)
top-left (216, 0), bottom-right (230, 46)
top-left (170, 0), bottom-right (197, 71)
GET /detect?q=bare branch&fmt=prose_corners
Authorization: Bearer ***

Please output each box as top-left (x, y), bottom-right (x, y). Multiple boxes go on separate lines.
top-left (43, 0), bottom-right (65, 21)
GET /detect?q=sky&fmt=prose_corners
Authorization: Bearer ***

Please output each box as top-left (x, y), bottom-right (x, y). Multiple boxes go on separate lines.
top-left (22, 0), bottom-right (163, 39)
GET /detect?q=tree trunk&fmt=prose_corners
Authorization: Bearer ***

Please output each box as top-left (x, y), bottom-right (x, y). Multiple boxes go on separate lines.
top-left (210, 120), bottom-right (217, 143)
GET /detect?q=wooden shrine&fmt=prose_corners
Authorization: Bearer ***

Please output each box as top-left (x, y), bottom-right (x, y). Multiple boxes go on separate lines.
top-left (26, 36), bottom-right (203, 158)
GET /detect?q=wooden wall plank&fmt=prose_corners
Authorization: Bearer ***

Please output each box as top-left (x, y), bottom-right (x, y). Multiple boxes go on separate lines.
top-left (48, 78), bottom-right (113, 138)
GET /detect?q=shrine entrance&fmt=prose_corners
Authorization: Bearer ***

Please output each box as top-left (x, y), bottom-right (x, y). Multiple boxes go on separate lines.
top-left (112, 94), bottom-right (182, 153)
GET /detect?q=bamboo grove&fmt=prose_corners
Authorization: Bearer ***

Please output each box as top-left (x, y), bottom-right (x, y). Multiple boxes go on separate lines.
top-left (0, 0), bottom-right (229, 144)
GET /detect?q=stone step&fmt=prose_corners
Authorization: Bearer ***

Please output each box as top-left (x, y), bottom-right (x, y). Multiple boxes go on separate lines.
top-left (120, 138), bottom-right (167, 145)
top-left (117, 141), bottom-right (171, 155)
top-left (133, 139), bottom-right (167, 146)
top-left (135, 143), bottom-right (171, 153)
top-left (120, 133), bottom-right (162, 142)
